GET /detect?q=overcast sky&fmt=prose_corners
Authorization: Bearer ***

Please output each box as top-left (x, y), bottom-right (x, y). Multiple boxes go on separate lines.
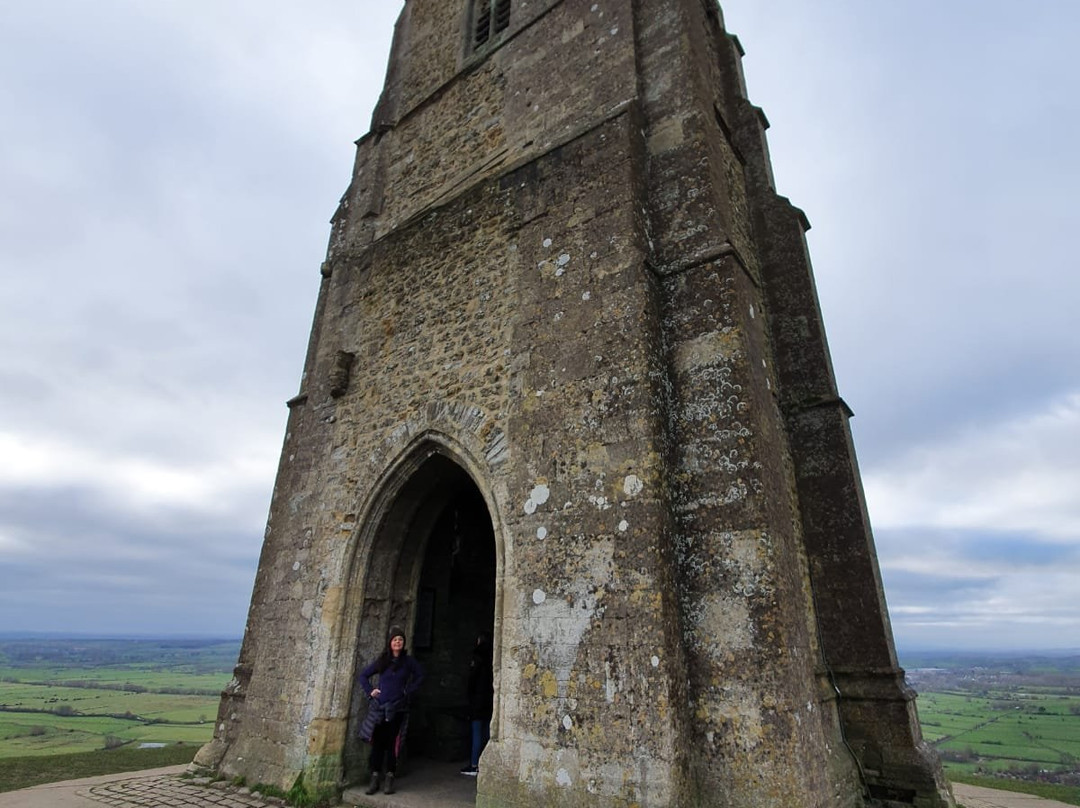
top-left (1, 1), bottom-right (1077, 653)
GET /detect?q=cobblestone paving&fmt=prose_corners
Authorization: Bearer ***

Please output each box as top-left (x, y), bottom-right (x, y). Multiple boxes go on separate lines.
top-left (79, 775), bottom-right (286, 808)
top-left (65, 770), bottom-right (1079, 808)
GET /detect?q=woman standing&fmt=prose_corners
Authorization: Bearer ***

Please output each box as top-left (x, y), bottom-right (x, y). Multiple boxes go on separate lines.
top-left (357, 626), bottom-right (424, 795)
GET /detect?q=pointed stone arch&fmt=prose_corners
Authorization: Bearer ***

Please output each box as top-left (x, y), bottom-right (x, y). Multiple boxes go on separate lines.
top-left (333, 432), bottom-right (506, 782)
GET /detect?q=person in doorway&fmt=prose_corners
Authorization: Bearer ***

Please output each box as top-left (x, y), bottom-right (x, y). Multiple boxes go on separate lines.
top-left (460, 632), bottom-right (493, 776)
top-left (358, 625), bottom-right (424, 795)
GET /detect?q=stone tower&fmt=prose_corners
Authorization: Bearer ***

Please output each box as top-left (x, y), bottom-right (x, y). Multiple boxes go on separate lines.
top-left (196, 1), bottom-right (954, 806)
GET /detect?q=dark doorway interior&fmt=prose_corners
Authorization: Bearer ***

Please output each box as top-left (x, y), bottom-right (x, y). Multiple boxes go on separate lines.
top-left (409, 483), bottom-right (496, 762)
top-left (345, 455), bottom-right (497, 786)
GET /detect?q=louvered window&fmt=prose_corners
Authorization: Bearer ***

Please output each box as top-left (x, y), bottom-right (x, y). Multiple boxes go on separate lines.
top-left (472, 0), bottom-right (511, 51)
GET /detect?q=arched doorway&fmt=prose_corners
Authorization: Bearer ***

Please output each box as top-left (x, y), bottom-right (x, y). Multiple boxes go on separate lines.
top-left (346, 449), bottom-right (497, 783)
top-left (409, 481), bottom-right (495, 760)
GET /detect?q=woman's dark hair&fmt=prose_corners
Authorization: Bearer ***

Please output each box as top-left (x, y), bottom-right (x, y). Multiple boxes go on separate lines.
top-left (373, 628), bottom-right (408, 673)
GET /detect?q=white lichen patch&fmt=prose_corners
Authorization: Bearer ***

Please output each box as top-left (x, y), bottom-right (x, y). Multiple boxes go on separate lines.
top-left (537, 526), bottom-right (548, 540)
top-left (588, 494), bottom-right (611, 510)
top-left (674, 330), bottom-right (740, 371)
top-left (533, 589), bottom-right (547, 605)
top-left (698, 591), bottom-right (754, 657)
top-left (543, 237), bottom-right (553, 248)
top-left (713, 683), bottom-right (767, 748)
top-left (524, 483), bottom-right (551, 514)
top-left (556, 768), bottom-right (573, 787)
top-left (562, 714), bottom-right (574, 729)
top-left (622, 474), bottom-right (643, 497)
top-left (651, 655), bottom-right (660, 668)
top-left (618, 519), bottom-right (628, 532)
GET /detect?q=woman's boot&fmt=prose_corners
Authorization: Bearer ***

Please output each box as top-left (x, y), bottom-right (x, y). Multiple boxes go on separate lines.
top-left (384, 772), bottom-right (396, 794)
top-left (365, 772), bottom-right (381, 795)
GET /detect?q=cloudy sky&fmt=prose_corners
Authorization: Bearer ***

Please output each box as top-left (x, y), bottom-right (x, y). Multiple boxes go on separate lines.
top-left (1, 1), bottom-right (1077, 652)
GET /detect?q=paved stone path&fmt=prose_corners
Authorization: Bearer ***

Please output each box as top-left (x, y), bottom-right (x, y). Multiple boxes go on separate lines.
top-left (2, 767), bottom-right (1074, 808)
top-left (81, 772), bottom-right (286, 808)
top-left (953, 782), bottom-right (1077, 808)
top-left (0, 760), bottom-right (475, 808)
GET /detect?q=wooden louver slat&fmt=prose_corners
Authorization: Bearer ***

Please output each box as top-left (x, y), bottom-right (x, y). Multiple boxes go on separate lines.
top-left (493, 0), bottom-right (511, 33)
top-left (474, 0), bottom-right (492, 47)
top-left (473, 0), bottom-right (511, 50)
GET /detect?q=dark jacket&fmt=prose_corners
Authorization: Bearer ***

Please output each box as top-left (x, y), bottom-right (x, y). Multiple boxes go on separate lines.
top-left (467, 640), bottom-right (494, 720)
top-left (359, 652), bottom-right (424, 714)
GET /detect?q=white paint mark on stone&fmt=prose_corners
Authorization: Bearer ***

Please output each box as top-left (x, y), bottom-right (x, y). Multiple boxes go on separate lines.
top-left (537, 526), bottom-right (548, 540)
top-left (651, 655), bottom-right (660, 668)
top-left (562, 714), bottom-right (573, 730)
top-left (618, 520), bottom-right (628, 532)
top-left (533, 589), bottom-right (547, 605)
top-left (525, 540), bottom-right (614, 698)
top-left (556, 769), bottom-right (573, 787)
top-left (623, 474), bottom-right (644, 497)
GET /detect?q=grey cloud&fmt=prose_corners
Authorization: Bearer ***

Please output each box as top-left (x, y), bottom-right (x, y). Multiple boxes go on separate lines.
top-left (2, 1), bottom-right (1077, 647)
top-left (0, 484), bottom-right (261, 635)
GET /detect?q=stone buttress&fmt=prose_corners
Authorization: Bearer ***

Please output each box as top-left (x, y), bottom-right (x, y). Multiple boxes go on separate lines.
top-left (195, 2), bottom-right (954, 806)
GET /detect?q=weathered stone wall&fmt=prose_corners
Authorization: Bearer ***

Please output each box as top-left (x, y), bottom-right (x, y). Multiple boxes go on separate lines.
top-left (342, 0), bottom-right (638, 248)
top-left (198, 1), bottom-right (955, 806)
top-left (480, 115), bottom-right (688, 807)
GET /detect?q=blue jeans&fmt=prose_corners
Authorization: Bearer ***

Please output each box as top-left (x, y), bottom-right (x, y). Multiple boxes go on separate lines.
top-left (470, 718), bottom-right (490, 767)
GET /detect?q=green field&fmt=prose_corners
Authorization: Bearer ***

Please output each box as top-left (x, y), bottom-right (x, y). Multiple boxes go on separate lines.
top-left (2, 640), bottom-right (1078, 802)
top-left (918, 688), bottom-right (1080, 776)
top-left (0, 638), bottom-right (236, 760)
